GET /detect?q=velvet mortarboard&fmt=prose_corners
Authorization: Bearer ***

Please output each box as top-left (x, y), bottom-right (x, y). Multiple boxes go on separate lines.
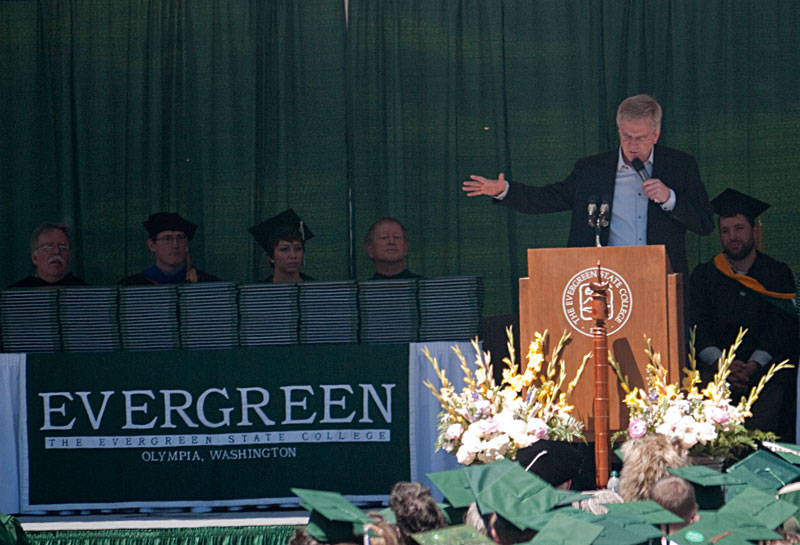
top-left (515, 439), bottom-right (584, 487)
top-left (710, 188), bottom-right (770, 221)
top-left (143, 212), bottom-right (197, 240)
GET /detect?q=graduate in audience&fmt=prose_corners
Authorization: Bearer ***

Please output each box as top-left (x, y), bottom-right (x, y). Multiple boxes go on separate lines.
top-left (250, 209), bottom-right (314, 283)
top-left (388, 482), bottom-right (447, 545)
top-left (649, 476), bottom-right (699, 533)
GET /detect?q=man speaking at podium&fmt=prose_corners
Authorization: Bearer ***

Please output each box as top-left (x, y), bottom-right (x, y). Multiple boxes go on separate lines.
top-left (462, 94), bottom-right (714, 278)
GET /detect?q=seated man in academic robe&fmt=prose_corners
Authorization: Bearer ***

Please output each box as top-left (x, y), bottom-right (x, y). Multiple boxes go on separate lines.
top-left (365, 217), bottom-right (422, 280)
top-left (689, 188), bottom-right (799, 441)
top-left (8, 222), bottom-right (87, 288)
top-left (119, 212), bottom-right (220, 285)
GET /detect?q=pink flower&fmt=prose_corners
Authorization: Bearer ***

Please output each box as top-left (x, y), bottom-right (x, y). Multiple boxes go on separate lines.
top-left (709, 406), bottom-right (729, 424)
top-left (477, 418), bottom-right (499, 436)
top-left (628, 418), bottom-right (647, 438)
top-left (445, 423), bottom-right (463, 441)
top-left (527, 418), bottom-right (549, 439)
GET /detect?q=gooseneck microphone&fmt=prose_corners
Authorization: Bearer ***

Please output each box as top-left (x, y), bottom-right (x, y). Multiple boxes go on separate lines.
top-left (598, 201), bottom-right (610, 228)
top-left (587, 200), bottom-right (598, 228)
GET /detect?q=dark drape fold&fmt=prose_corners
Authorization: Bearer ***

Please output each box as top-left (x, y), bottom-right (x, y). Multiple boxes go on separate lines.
top-left (2, 1), bottom-right (799, 315)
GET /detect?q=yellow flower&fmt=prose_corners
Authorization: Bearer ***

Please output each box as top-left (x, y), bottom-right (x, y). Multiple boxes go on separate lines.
top-left (623, 388), bottom-right (647, 411)
top-left (504, 372), bottom-right (524, 392)
top-left (681, 368), bottom-right (700, 392)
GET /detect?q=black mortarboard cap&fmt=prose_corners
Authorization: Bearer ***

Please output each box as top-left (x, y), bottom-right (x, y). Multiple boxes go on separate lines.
top-left (515, 439), bottom-right (584, 487)
top-left (143, 212), bottom-right (197, 239)
top-left (710, 188), bottom-right (770, 221)
top-left (249, 208), bottom-right (314, 254)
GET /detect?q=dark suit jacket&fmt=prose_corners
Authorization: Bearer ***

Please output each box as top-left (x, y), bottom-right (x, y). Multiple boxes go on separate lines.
top-left (496, 145), bottom-right (714, 277)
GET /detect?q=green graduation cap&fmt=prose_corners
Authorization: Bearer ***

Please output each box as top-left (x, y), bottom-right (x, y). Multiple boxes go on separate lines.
top-left (718, 486), bottom-right (799, 530)
top-left (411, 524), bottom-right (496, 545)
top-left (475, 462), bottom-right (560, 530)
top-left (291, 488), bottom-right (372, 543)
top-left (604, 500), bottom-right (685, 526)
top-left (515, 506), bottom-right (586, 532)
top-left (669, 511), bottom-right (783, 545)
top-left (582, 516), bottom-right (660, 545)
top-left (426, 458), bottom-right (517, 509)
top-left (426, 467), bottom-right (474, 509)
top-left (527, 511), bottom-right (604, 545)
top-left (726, 449), bottom-right (800, 497)
top-left (590, 512), bottom-right (665, 545)
top-left (778, 481), bottom-right (800, 510)
top-left (666, 465), bottom-right (744, 510)
top-left (555, 489), bottom-right (591, 506)
top-left (764, 441), bottom-right (800, 465)
top-left (376, 507), bottom-right (396, 525)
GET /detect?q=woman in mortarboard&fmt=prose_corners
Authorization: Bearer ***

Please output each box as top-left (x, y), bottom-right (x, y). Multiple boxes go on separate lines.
top-left (249, 209), bottom-right (314, 283)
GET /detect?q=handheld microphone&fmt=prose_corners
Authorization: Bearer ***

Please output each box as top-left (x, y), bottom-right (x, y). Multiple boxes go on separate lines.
top-left (631, 158), bottom-right (650, 183)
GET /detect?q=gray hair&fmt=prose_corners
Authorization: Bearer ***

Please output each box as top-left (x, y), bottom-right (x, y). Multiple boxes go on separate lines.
top-left (30, 222), bottom-right (70, 254)
top-left (616, 94), bottom-right (662, 133)
top-left (364, 217), bottom-right (409, 245)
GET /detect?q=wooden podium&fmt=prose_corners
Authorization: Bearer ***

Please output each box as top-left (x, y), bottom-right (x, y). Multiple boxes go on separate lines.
top-left (519, 245), bottom-right (684, 434)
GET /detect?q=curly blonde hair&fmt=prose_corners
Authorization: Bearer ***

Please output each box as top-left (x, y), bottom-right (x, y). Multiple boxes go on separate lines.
top-left (619, 434), bottom-right (688, 502)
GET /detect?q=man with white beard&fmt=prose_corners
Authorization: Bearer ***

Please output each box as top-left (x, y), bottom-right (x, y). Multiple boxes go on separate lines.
top-left (8, 222), bottom-right (86, 288)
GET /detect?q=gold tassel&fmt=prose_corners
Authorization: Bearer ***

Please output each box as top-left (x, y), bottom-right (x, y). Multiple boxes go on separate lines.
top-left (185, 249), bottom-right (199, 283)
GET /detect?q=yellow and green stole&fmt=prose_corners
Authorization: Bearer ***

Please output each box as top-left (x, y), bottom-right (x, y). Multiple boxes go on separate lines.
top-left (713, 253), bottom-right (797, 316)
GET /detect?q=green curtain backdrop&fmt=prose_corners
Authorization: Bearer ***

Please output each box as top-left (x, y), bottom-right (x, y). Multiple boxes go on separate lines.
top-left (0, 0), bottom-right (348, 286)
top-left (2, 0), bottom-right (799, 317)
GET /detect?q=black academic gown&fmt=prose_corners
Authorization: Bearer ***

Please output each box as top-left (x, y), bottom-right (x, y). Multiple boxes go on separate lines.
top-left (7, 273), bottom-right (87, 288)
top-left (370, 269), bottom-right (422, 280)
top-left (689, 252), bottom-right (799, 440)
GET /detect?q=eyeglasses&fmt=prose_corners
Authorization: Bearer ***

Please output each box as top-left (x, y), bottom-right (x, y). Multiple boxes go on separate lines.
top-left (155, 234), bottom-right (188, 244)
top-left (37, 243), bottom-right (70, 252)
top-left (619, 132), bottom-right (654, 143)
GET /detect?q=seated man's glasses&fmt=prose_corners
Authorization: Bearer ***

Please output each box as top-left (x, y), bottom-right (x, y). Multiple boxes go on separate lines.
top-left (155, 234), bottom-right (188, 244)
top-left (38, 243), bottom-right (70, 252)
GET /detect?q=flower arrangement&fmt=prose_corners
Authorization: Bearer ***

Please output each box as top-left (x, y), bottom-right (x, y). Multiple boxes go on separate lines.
top-left (423, 328), bottom-right (586, 466)
top-left (611, 328), bottom-right (792, 460)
